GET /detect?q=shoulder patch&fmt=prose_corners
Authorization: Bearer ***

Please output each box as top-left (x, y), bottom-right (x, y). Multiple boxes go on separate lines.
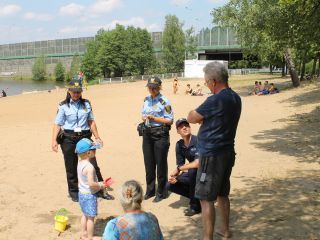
top-left (165, 105), bottom-right (172, 114)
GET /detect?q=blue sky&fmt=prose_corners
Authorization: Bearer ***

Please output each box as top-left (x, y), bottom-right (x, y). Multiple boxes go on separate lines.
top-left (0, 0), bottom-right (228, 44)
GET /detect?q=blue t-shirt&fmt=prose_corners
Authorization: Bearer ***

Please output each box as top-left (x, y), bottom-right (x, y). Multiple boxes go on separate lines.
top-left (102, 212), bottom-right (163, 240)
top-left (196, 88), bottom-right (241, 156)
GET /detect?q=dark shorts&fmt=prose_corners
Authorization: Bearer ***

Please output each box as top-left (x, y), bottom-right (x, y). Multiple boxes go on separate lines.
top-left (195, 151), bottom-right (235, 201)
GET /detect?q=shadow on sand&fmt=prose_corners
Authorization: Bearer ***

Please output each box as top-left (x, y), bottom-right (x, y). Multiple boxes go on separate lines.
top-left (229, 170), bottom-right (319, 240)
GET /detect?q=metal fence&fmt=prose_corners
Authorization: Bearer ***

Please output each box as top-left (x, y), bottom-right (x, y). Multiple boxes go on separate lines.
top-left (99, 72), bottom-right (185, 84)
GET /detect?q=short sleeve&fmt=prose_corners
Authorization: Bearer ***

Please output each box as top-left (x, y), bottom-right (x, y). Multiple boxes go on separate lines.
top-left (195, 96), bottom-right (220, 119)
top-left (86, 102), bottom-right (94, 120)
top-left (102, 218), bottom-right (119, 240)
top-left (54, 105), bottom-right (66, 125)
top-left (175, 142), bottom-right (185, 166)
top-left (163, 99), bottom-right (173, 120)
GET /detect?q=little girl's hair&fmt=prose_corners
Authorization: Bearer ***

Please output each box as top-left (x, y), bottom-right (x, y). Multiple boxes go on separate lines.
top-left (119, 180), bottom-right (144, 212)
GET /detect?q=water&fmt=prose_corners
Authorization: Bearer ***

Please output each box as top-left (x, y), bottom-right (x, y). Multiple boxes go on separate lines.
top-left (0, 78), bottom-right (65, 96)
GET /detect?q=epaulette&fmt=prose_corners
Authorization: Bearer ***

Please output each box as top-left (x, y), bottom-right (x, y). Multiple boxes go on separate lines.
top-left (144, 97), bottom-right (148, 102)
top-left (159, 97), bottom-right (166, 106)
top-left (59, 101), bottom-right (66, 106)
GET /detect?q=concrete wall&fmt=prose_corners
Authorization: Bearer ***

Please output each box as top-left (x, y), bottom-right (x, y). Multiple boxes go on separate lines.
top-left (184, 60), bottom-right (228, 78)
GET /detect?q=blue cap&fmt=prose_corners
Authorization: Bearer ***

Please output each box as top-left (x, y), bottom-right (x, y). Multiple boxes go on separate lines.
top-left (75, 138), bottom-right (100, 154)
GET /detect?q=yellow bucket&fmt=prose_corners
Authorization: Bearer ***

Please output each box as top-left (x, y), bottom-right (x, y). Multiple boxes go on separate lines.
top-left (54, 215), bottom-right (69, 232)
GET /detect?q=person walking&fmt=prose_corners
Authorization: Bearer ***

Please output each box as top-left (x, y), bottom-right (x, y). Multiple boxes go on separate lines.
top-left (187, 62), bottom-right (242, 239)
top-left (167, 118), bottom-right (201, 216)
top-left (140, 77), bottom-right (173, 202)
top-left (51, 78), bottom-right (112, 202)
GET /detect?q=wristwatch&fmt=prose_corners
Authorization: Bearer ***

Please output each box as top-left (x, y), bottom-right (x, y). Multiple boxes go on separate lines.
top-left (177, 165), bottom-right (181, 172)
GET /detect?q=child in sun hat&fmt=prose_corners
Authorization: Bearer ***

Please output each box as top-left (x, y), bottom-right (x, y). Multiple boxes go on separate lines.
top-left (75, 138), bottom-right (105, 240)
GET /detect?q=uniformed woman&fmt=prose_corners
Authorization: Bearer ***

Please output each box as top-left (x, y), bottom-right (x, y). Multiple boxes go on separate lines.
top-left (141, 77), bottom-right (173, 202)
top-left (51, 78), bottom-right (110, 202)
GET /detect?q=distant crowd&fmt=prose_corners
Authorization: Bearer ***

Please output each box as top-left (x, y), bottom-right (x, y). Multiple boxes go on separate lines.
top-left (251, 80), bottom-right (279, 96)
top-left (173, 77), bottom-right (206, 96)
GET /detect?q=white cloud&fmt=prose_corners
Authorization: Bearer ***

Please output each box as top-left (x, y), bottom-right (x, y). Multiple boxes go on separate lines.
top-left (57, 17), bottom-right (159, 36)
top-left (170, 0), bottom-right (190, 6)
top-left (104, 17), bottom-right (158, 31)
top-left (59, 3), bottom-right (85, 16)
top-left (0, 4), bottom-right (21, 17)
top-left (58, 26), bottom-right (79, 34)
top-left (24, 12), bottom-right (53, 21)
top-left (89, 0), bottom-right (122, 15)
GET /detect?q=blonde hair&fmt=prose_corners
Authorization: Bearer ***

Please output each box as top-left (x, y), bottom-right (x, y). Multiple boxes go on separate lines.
top-left (119, 180), bottom-right (143, 212)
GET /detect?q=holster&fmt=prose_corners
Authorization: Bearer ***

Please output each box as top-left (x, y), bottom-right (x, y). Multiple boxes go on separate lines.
top-left (137, 122), bottom-right (146, 136)
top-left (56, 129), bottom-right (65, 145)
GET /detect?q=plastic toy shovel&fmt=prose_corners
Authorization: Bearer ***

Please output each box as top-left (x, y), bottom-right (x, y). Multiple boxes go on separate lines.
top-left (104, 177), bottom-right (114, 187)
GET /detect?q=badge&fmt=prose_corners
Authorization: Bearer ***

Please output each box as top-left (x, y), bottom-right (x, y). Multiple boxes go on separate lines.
top-left (74, 127), bottom-right (82, 133)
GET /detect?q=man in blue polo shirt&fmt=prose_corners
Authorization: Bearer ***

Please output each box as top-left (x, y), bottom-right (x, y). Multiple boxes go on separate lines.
top-left (187, 62), bottom-right (241, 239)
top-left (167, 118), bottom-right (201, 216)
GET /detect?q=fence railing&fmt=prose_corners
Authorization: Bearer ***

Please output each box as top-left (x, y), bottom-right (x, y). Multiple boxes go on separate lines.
top-left (99, 69), bottom-right (279, 84)
top-left (99, 72), bottom-right (184, 84)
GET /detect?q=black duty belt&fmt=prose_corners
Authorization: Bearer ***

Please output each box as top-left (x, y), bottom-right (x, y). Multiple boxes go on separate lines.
top-left (146, 125), bottom-right (171, 134)
top-left (64, 129), bottom-right (91, 136)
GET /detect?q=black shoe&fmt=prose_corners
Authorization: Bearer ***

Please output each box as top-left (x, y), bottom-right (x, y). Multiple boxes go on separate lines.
top-left (98, 191), bottom-right (114, 200)
top-left (69, 193), bottom-right (79, 202)
top-left (152, 195), bottom-right (167, 203)
top-left (71, 196), bottom-right (79, 202)
top-left (184, 208), bottom-right (201, 216)
top-left (144, 193), bottom-right (155, 200)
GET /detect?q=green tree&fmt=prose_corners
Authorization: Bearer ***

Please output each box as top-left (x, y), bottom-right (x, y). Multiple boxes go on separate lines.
top-left (81, 24), bottom-right (155, 78)
top-left (81, 40), bottom-right (101, 81)
top-left (125, 27), bottom-right (154, 75)
top-left (54, 62), bottom-right (65, 82)
top-left (68, 53), bottom-right (81, 80)
top-left (32, 55), bottom-right (46, 81)
top-left (162, 15), bottom-right (186, 72)
top-left (185, 26), bottom-right (197, 60)
top-left (212, 0), bottom-right (304, 86)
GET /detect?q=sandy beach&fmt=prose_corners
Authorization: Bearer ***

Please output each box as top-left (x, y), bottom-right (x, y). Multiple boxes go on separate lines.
top-left (0, 75), bottom-right (319, 240)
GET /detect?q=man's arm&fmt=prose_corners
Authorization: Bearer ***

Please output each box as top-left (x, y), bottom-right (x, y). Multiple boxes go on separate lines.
top-left (187, 110), bottom-right (203, 124)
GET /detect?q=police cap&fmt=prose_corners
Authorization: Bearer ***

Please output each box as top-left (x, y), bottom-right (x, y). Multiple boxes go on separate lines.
top-left (146, 76), bottom-right (162, 88)
top-left (66, 78), bottom-right (83, 92)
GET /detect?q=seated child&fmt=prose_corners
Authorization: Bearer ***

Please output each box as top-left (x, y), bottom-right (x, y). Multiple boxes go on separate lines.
top-left (269, 83), bottom-right (279, 94)
top-left (185, 84), bottom-right (193, 95)
top-left (191, 84), bottom-right (203, 96)
top-left (76, 138), bottom-right (107, 240)
top-left (252, 81), bottom-right (260, 95)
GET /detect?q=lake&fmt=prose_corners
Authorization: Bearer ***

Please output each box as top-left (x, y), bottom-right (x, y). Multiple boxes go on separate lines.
top-left (0, 78), bottom-right (65, 96)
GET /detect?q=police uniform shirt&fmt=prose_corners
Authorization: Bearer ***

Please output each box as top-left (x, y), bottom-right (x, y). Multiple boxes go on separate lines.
top-left (141, 94), bottom-right (173, 127)
top-left (176, 135), bottom-right (199, 166)
top-left (55, 99), bottom-right (94, 130)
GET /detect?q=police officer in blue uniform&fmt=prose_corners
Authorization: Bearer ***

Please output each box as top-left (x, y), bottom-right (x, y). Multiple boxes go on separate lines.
top-left (51, 78), bottom-right (111, 202)
top-left (167, 118), bottom-right (201, 216)
top-left (141, 77), bottom-right (173, 202)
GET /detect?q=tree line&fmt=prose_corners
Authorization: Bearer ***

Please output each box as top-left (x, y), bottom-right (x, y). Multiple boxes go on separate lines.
top-left (32, 15), bottom-right (197, 82)
top-left (212, 0), bottom-right (320, 87)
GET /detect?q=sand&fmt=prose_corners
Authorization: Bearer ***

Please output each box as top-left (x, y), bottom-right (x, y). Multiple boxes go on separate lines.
top-left (0, 76), bottom-right (319, 240)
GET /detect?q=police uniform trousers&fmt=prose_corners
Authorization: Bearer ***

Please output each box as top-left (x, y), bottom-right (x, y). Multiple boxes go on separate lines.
top-left (142, 128), bottom-right (170, 198)
top-left (60, 131), bottom-right (103, 198)
top-left (167, 168), bottom-right (201, 211)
